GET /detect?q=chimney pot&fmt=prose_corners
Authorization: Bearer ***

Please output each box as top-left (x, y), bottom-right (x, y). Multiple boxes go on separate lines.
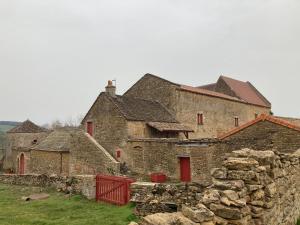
top-left (105, 80), bottom-right (116, 97)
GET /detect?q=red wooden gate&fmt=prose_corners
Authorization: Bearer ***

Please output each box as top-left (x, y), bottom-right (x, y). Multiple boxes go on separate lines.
top-left (95, 175), bottom-right (135, 205)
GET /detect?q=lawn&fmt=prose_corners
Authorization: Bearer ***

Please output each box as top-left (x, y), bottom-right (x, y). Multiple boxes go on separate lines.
top-left (0, 184), bottom-right (138, 225)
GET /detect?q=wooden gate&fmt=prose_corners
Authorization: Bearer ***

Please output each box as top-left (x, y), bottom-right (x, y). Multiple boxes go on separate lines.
top-left (95, 175), bottom-right (135, 206)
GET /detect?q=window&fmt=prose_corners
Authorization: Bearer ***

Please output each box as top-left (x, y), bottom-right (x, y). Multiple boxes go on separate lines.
top-left (255, 113), bottom-right (258, 119)
top-left (197, 113), bottom-right (204, 125)
top-left (87, 121), bottom-right (93, 136)
top-left (116, 150), bottom-right (121, 158)
top-left (234, 117), bottom-right (239, 127)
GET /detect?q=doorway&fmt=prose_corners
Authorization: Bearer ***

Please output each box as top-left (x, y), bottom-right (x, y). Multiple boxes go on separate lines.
top-left (179, 157), bottom-right (191, 182)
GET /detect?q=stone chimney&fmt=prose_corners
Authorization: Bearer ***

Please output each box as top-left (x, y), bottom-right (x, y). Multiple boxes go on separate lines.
top-left (105, 80), bottom-right (116, 97)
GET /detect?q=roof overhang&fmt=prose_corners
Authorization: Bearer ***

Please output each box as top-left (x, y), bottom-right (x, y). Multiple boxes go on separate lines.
top-left (147, 122), bottom-right (194, 133)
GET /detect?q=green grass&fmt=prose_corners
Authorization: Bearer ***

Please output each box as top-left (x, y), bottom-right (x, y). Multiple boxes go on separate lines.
top-left (0, 125), bottom-right (15, 133)
top-left (0, 184), bottom-right (138, 225)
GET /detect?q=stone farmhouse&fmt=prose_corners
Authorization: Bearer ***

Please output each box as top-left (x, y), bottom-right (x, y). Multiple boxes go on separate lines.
top-left (4, 74), bottom-right (300, 183)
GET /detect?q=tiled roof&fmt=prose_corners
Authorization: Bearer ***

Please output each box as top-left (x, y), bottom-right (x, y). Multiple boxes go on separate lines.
top-left (31, 128), bottom-right (78, 152)
top-left (197, 83), bottom-right (217, 91)
top-left (219, 76), bottom-right (271, 108)
top-left (7, 120), bottom-right (48, 133)
top-left (108, 94), bottom-right (177, 123)
top-left (147, 122), bottom-right (194, 132)
top-left (180, 85), bottom-right (245, 103)
top-left (218, 114), bottom-right (300, 140)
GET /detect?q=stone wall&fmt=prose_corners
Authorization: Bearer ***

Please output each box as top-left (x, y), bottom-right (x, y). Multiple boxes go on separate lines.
top-left (175, 89), bottom-right (269, 139)
top-left (0, 174), bottom-right (96, 199)
top-left (123, 74), bottom-right (270, 139)
top-left (4, 132), bottom-right (49, 170)
top-left (69, 133), bottom-right (120, 176)
top-left (131, 182), bottom-right (209, 217)
top-left (125, 139), bottom-right (179, 179)
top-left (134, 149), bottom-right (300, 225)
top-left (82, 93), bottom-right (128, 156)
top-left (222, 120), bottom-right (300, 153)
top-left (30, 150), bottom-right (70, 175)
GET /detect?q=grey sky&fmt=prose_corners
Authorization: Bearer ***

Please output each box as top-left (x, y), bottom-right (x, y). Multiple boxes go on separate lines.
top-left (0, 0), bottom-right (299, 125)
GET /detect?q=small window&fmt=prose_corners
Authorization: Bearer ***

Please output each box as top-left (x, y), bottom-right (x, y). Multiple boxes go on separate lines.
top-left (197, 113), bottom-right (204, 125)
top-left (255, 113), bottom-right (258, 119)
top-left (116, 150), bottom-right (121, 158)
top-left (87, 122), bottom-right (93, 136)
top-left (234, 117), bottom-right (239, 127)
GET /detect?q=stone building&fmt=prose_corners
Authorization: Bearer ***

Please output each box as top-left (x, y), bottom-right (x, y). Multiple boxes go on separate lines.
top-left (24, 128), bottom-right (120, 176)
top-left (124, 74), bottom-right (271, 138)
top-left (81, 74), bottom-right (273, 182)
top-left (219, 114), bottom-right (300, 153)
top-left (4, 120), bottom-right (49, 173)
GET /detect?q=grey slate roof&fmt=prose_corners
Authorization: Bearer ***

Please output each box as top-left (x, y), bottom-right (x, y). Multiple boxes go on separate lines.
top-left (31, 128), bottom-right (78, 152)
top-left (107, 94), bottom-right (177, 123)
top-left (7, 120), bottom-right (48, 133)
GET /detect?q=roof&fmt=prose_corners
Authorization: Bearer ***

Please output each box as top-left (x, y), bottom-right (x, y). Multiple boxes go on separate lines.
top-left (197, 83), bottom-right (217, 91)
top-left (147, 122), bottom-right (194, 132)
top-left (220, 76), bottom-right (271, 108)
top-left (127, 74), bottom-right (270, 108)
top-left (7, 120), bottom-right (48, 133)
top-left (198, 76), bottom-right (271, 108)
top-left (219, 114), bottom-right (300, 140)
top-left (31, 128), bottom-right (77, 152)
top-left (180, 85), bottom-right (244, 103)
top-left (110, 95), bottom-right (177, 122)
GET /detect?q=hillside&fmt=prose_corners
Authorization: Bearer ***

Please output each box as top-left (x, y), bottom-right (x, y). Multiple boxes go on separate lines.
top-left (0, 121), bottom-right (21, 133)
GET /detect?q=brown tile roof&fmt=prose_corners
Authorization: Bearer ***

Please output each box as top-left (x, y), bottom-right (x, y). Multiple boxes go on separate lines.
top-left (7, 120), bottom-right (48, 133)
top-left (218, 114), bottom-right (300, 140)
top-left (197, 83), bottom-right (217, 91)
top-left (108, 94), bottom-right (177, 123)
top-left (180, 85), bottom-right (245, 103)
top-left (219, 76), bottom-right (271, 108)
top-left (147, 122), bottom-right (194, 132)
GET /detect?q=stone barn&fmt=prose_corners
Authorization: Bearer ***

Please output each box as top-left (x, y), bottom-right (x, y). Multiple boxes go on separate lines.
top-left (4, 120), bottom-right (49, 173)
top-left (80, 75), bottom-right (273, 182)
top-left (218, 114), bottom-right (300, 153)
top-left (28, 128), bottom-right (119, 176)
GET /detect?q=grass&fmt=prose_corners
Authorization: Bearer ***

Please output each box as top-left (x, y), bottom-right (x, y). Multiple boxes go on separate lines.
top-left (0, 125), bottom-right (15, 133)
top-left (0, 184), bottom-right (138, 225)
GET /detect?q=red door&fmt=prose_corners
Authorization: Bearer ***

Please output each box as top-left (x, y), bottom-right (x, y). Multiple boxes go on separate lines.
top-left (180, 157), bottom-right (191, 182)
top-left (19, 154), bottom-right (25, 175)
top-left (87, 122), bottom-right (93, 136)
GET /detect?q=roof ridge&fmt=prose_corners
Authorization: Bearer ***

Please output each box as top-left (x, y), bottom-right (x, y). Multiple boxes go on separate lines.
top-left (123, 73), bottom-right (180, 96)
top-left (219, 114), bottom-right (300, 139)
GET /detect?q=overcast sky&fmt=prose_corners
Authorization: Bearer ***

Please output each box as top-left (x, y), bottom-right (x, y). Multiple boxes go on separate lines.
top-left (0, 0), bottom-right (299, 125)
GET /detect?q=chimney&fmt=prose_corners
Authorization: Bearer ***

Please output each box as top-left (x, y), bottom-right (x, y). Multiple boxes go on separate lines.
top-left (105, 80), bottom-right (116, 97)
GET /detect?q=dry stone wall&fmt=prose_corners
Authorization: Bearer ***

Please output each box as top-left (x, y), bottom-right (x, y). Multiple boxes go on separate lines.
top-left (0, 174), bottom-right (96, 199)
top-left (134, 149), bottom-right (300, 225)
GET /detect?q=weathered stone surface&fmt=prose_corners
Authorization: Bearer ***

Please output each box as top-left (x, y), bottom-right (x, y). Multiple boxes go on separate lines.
top-left (265, 183), bottom-right (276, 198)
top-left (141, 212), bottom-right (198, 225)
top-left (211, 168), bottom-right (227, 179)
top-left (209, 204), bottom-right (244, 220)
top-left (227, 170), bottom-right (258, 182)
top-left (201, 189), bottom-right (221, 206)
top-left (182, 204), bottom-right (214, 223)
top-left (231, 149), bottom-right (275, 166)
top-left (223, 158), bottom-right (259, 171)
top-left (222, 190), bottom-right (239, 201)
top-left (213, 180), bottom-right (244, 191)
